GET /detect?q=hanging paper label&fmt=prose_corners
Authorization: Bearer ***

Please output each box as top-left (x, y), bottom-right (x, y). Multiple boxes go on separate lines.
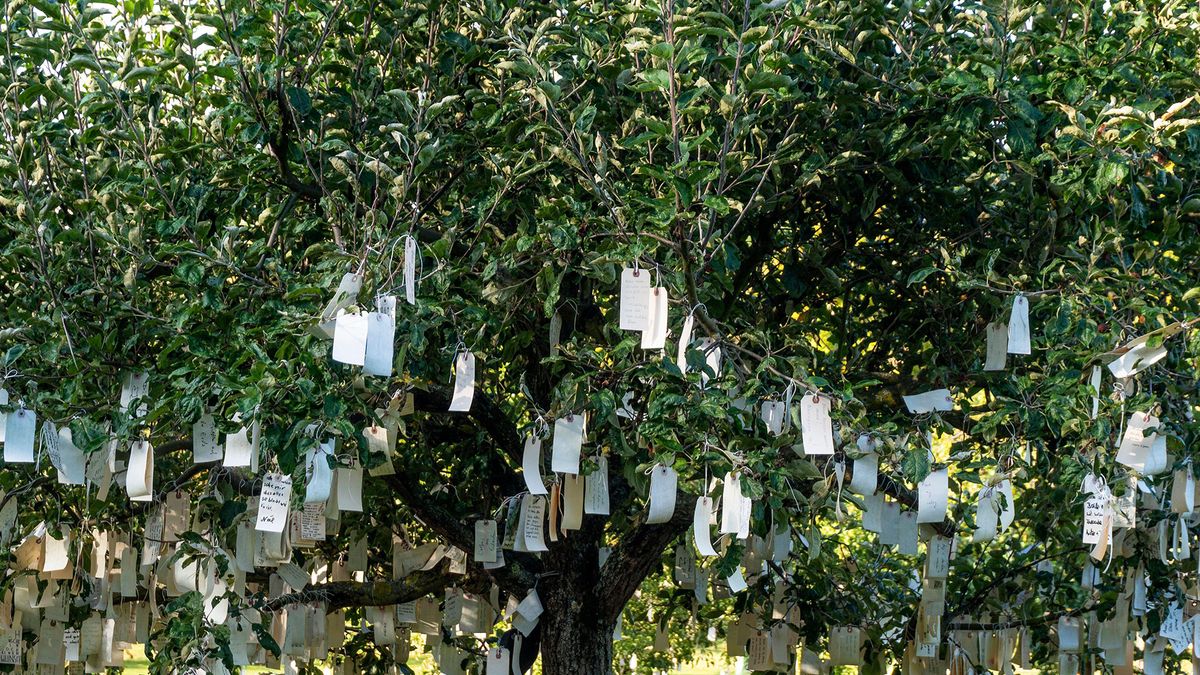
top-left (363, 312), bottom-right (396, 377)
top-left (584, 456), bottom-right (610, 515)
top-left (800, 395), bottom-right (835, 455)
top-left (902, 389), bottom-right (954, 414)
top-left (192, 413), bottom-right (221, 463)
top-left (693, 497), bottom-right (718, 556)
top-left (448, 351), bottom-right (476, 412)
top-left (1007, 295), bottom-right (1031, 354)
top-left (255, 474), bottom-right (293, 533)
top-left (619, 267), bottom-right (652, 331)
top-left (4, 408), bottom-right (36, 463)
top-left (916, 468), bottom-right (949, 524)
top-left (645, 464), bottom-right (678, 524)
top-left (640, 287), bottom-right (669, 349)
top-left (551, 415), bottom-right (585, 475)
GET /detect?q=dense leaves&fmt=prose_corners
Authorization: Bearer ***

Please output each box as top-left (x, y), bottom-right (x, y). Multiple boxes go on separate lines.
top-left (2, 0), bottom-right (1200, 672)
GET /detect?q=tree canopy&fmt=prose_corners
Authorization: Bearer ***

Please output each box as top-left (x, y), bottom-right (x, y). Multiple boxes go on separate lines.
top-left (2, 0), bottom-right (1200, 672)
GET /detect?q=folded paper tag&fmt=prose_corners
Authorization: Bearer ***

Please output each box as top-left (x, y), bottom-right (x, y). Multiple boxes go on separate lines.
top-left (125, 441), bottom-right (154, 502)
top-left (693, 497), bottom-right (718, 557)
top-left (521, 435), bottom-right (548, 495)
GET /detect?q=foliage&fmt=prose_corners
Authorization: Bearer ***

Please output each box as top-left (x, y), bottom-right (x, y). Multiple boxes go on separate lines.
top-left (2, 0), bottom-right (1200, 672)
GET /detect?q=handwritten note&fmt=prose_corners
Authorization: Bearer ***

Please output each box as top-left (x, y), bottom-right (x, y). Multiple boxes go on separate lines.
top-left (192, 413), bottom-right (221, 463)
top-left (362, 312), bottom-right (396, 377)
top-left (522, 496), bottom-right (548, 552)
top-left (584, 456), bottom-right (610, 515)
top-left (474, 520), bottom-right (498, 563)
top-left (800, 395), bottom-right (835, 455)
top-left (916, 468), bottom-right (949, 523)
top-left (255, 474), bottom-right (293, 533)
top-left (300, 502), bottom-right (326, 541)
top-left (1082, 493), bottom-right (1110, 545)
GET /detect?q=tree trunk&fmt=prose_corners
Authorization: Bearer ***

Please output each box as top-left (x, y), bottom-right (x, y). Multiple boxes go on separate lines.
top-left (538, 595), bottom-right (617, 675)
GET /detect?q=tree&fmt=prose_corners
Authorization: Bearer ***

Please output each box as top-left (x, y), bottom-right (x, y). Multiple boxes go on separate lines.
top-left (2, 0), bottom-right (1200, 672)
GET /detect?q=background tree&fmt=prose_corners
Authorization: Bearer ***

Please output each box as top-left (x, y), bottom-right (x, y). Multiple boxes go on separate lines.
top-left (2, 0), bottom-right (1200, 673)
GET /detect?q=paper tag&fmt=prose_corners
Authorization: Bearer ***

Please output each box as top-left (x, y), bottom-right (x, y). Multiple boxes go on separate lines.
top-left (335, 458), bottom-right (364, 512)
top-left (693, 497), bottom-right (718, 556)
top-left (522, 435), bottom-right (548, 495)
top-left (561, 474), bottom-right (585, 533)
top-left (645, 464), bottom-right (678, 524)
top-left (720, 472), bottom-right (750, 537)
top-left (192, 413), bottom-right (221, 463)
top-left (926, 535), bottom-right (953, 579)
top-left (640, 287), bottom-right (669, 349)
top-left (551, 415), bottom-right (585, 475)
top-left (760, 401), bottom-right (786, 437)
top-left (223, 420), bottom-right (254, 468)
top-left (486, 647), bottom-right (510, 675)
top-left (403, 237), bottom-right (418, 305)
top-left (120, 371), bottom-right (150, 418)
top-left (973, 488), bottom-right (999, 543)
top-left (300, 502), bottom-right (326, 541)
top-left (363, 312), bottom-right (396, 377)
top-left (522, 496), bottom-right (548, 552)
top-left (255, 474), bottom-right (293, 533)
top-left (1116, 412), bottom-right (1158, 471)
top-left (676, 313), bottom-right (695, 374)
top-left (448, 351), bottom-right (476, 412)
top-left (800, 395), bottom-right (834, 455)
top-left (1082, 492), bottom-right (1110, 545)
top-left (4, 408), bottom-right (36, 463)
top-left (332, 312), bottom-right (369, 366)
top-left (584, 456), bottom-right (609, 515)
top-left (474, 520), bottom-right (498, 563)
top-left (322, 273), bottom-right (362, 319)
top-left (306, 443), bottom-right (334, 503)
top-left (902, 389), bottom-right (954, 414)
top-left (849, 452), bottom-right (878, 495)
top-left (125, 440), bottom-right (154, 502)
top-left (1007, 295), bottom-right (1031, 354)
top-left (916, 468), bottom-right (949, 523)
top-left (619, 267), bottom-right (652, 331)
top-left (984, 322), bottom-right (1008, 371)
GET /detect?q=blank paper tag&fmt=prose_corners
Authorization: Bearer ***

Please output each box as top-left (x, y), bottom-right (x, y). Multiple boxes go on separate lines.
top-left (849, 452), bottom-right (878, 495)
top-left (561, 474), bottom-right (585, 532)
top-left (55, 427), bottom-right (85, 485)
top-left (322, 273), bottom-right (361, 319)
top-left (223, 420), bottom-right (253, 469)
top-left (720, 472), bottom-right (751, 537)
top-left (551, 416), bottom-right (585, 475)
top-left (676, 313), bottom-right (695, 374)
top-left (4, 408), bottom-right (36, 463)
top-left (192, 413), bottom-right (221, 463)
top-left (916, 469), bottom-right (949, 524)
top-left (693, 497), bottom-right (718, 556)
top-left (1007, 295), bottom-right (1031, 354)
top-left (521, 436), bottom-right (548, 495)
top-left (403, 237), bottom-right (418, 305)
top-left (645, 465), bottom-right (678, 524)
top-left (984, 322), bottom-right (1008, 371)
top-left (760, 401), bottom-right (785, 437)
top-left (584, 456), bottom-right (610, 515)
top-left (640, 287), bottom-right (669, 349)
top-left (619, 268), bottom-right (651, 331)
top-left (362, 312), bottom-right (395, 377)
top-left (448, 351), bottom-right (476, 412)
top-left (474, 520), bottom-right (498, 563)
top-left (125, 441), bottom-right (154, 502)
top-left (335, 458), bottom-right (364, 512)
top-left (800, 395), bottom-right (834, 455)
top-left (255, 474), bottom-right (293, 533)
top-left (332, 313), bottom-right (369, 366)
top-left (486, 647), bottom-right (510, 675)
top-left (902, 389), bottom-right (954, 414)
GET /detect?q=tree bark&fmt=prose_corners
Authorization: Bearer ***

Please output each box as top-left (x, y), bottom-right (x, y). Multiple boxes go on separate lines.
top-left (538, 589), bottom-right (617, 675)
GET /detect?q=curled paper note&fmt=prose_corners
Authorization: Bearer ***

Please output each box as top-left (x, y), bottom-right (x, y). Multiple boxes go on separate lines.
top-left (645, 464), bottom-right (678, 524)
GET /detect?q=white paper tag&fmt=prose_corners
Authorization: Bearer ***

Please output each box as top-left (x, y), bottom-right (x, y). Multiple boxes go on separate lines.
top-left (4, 408), bottom-right (36, 463)
top-left (973, 488), bottom-right (999, 543)
top-left (645, 464), bottom-right (678, 524)
top-left (1082, 492), bottom-right (1111, 545)
top-left (760, 401), bottom-right (785, 437)
top-left (1007, 295), bottom-right (1031, 354)
top-left (916, 468), bottom-right (949, 524)
top-left (306, 441), bottom-right (334, 503)
top-left (335, 458), bottom-right (364, 512)
top-left (403, 237), bottom-right (418, 305)
top-left (640, 287), bottom-right (669, 349)
top-left (448, 351), bottom-right (476, 412)
top-left (322, 273), bottom-right (362, 319)
top-left (192, 413), bottom-right (221, 463)
top-left (363, 312), bottom-right (396, 377)
top-left (55, 427), bottom-right (85, 485)
top-left (125, 440), bottom-right (154, 502)
top-left (521, 496), bottom-right (549, 552)
top-left (521, 435), bottom-right (548, 495)
top-left (849, 452), bottom-right (878, 495)
top-left (561, 474), bottom-right (584, 532)
top-left (255, 474), bottom-right (293, 533)
top-left (693, 497), bottom-right (718, 556)
top-left (720, 472), bottom-right (751, 538)
top-left (486, 647), bottom-right (510, 675)
top-left (800, 395), bottom-right (834, 455)
top-left (332, 312), bottom-right (369, 366)
top-left (120, 371), bottom-right (150, 418)
top-left (984, 322), bottom-right (1008, 371)
top-left (551, 415), bottom-right (585, 475)
top-left (474, 520), bottom-right (498, 563)
top-left (619, 267), bottom-right (652, 331)
top-left (902, 389), bottom-right (954, 414)
top-left (584, 456), bottom-right (610, 515)
top-left (223, 419), bottom-right (254, 469)
top-left (1116, 412), bottom-right (1158, 471)
top-left (676, 313), bottom-right (695, 374)
top-left (300, 502), bottom-right (326, 541)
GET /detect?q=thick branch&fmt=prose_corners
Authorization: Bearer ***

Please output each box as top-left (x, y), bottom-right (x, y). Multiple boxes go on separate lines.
top-left (260, 565), bottom-right (459, 612)
top-left (595, 489), bottom-right (694, 621)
